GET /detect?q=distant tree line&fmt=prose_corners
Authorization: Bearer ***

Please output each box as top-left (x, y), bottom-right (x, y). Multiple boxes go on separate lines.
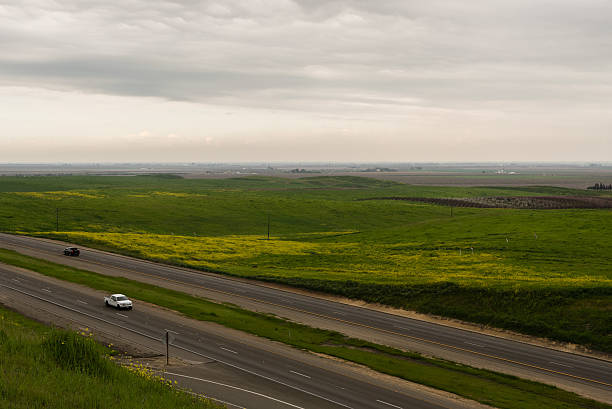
top-left (587, 183), bottom-right (612, 190)
top-left (289, 168), bottom-right (320, 174)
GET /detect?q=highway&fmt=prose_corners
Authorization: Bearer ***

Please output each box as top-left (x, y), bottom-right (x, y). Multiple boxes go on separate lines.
top-left (0, 263), bottom-right (459, 409)
top-left (0, 233), bottom-right (610, 402)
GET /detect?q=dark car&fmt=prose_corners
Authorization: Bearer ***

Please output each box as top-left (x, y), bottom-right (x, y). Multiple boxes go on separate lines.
top-left (63, 247), bottom-right (80, 256)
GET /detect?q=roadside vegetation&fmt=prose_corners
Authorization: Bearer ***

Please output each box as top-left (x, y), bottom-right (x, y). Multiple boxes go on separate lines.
top-left (0, 304), bottom-right (221, 409)
top-left (0, 249), bottom-right (608, 409)
top-left (0, 175), bottom-right (610, 351)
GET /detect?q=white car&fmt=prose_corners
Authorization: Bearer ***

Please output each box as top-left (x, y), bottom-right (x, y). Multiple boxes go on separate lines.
top-left (104, 294), bottom-right (133, 310)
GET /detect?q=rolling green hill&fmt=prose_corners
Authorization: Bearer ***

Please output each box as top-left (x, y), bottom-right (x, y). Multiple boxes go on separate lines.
top-left (1, 175), bottom-right (610, 351)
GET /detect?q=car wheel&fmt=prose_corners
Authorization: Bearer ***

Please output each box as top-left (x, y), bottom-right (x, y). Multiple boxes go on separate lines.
top-left (105, 301), bottom-right (109, 307)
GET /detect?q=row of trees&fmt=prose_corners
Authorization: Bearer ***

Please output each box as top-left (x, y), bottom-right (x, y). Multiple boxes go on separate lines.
top-left (587, 183), bottom-right (612, 190)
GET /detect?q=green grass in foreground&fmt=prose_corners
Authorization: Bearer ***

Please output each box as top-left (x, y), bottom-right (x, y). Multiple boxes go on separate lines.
top-left (1, 175), bottom-right (611, 351)
top-left (0, 248), bottom-right (608, 409)
top-left (0, 304), bottom-right (221, 409)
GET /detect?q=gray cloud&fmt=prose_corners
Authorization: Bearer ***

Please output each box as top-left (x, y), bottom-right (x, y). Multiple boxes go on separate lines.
top-left (1, 0), bottom-right (611, 111)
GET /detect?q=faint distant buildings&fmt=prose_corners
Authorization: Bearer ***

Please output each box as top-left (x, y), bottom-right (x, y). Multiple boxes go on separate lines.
top-left (496, 169), bottom-right (518, 175)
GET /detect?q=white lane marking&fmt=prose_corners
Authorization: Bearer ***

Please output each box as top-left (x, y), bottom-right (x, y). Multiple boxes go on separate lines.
top-left (11, 279), bottom-right (19, 283)
top-left (376, 399), bottom-right (403, 409)
top-left (116, 313), bottom-right (128, 318)
top-left (392, 325), bottom-right (411, 331)
top-left (41, 288), bottom-right (51, 293)
top-left (165, 371), bottom-right (306, 409)
top-left (334, 311), bottom-right (345, 315)
top-left (290, 370), bottom-right (311, 379)
top-left (464, 342), bottom-right (485, 348)
top-left (77, 300), bottom-right (88, 305)
top-left (163, 379), bottom-right (244, 408)
top-left (549, 361), bottom-right (573, 368)
top-left (220, 347), bottom-right (238, 354)
top-left (191, 393), bottom-right (243, 409)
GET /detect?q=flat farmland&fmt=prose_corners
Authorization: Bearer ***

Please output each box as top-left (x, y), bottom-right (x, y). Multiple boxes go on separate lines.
top-left (337, 166), bottom-right (612, 189)
top-left (0, 175), bottom-right (610, 351)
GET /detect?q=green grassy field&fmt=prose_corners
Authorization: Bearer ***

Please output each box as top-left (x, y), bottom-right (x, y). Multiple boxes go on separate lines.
top-left (0, 304), bottom-right (221, 409)
top-left (0, 249), bottom-right (608, 409)
top-left (0, 175), bottom-right (610, 351)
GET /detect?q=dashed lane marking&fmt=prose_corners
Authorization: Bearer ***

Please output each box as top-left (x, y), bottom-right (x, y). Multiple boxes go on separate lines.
top-left (376, 399), bottom-right (403, 409)
top-left (290, 370), bottom-right (311, 379)
top-left (549, 361), bottom-right (573, 368)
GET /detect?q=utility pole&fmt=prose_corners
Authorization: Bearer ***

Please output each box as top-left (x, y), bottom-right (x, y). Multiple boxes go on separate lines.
top-left (56, 208), bottom-right (59, 232)
top-left (267, 215), bottom-right (270, 240)
top-left (165, 331), bottom-right (169, 366)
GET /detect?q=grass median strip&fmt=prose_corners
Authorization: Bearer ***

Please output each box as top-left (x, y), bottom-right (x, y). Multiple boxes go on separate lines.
top-left (0, 248), bottom-right (608, 409)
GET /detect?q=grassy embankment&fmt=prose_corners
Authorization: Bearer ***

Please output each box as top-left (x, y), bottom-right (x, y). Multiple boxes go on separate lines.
top-left (0, 304), bottom-right (221, 409)
top-left (0, 248), bottom-right (609, 409)
top-left (0, 175), bottom-right (610, 351)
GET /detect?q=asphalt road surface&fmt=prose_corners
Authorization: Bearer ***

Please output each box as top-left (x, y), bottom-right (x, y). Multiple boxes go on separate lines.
top-left (0, 233), bottom-right (610, 402)
top-left (0, 264), bottom-right (462, 409)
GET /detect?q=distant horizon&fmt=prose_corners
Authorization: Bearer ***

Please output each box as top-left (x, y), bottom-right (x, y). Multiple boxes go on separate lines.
top-left (1, 161), bottom-right (611, 166)
top-left (0, 160), bottom-right (612, 165)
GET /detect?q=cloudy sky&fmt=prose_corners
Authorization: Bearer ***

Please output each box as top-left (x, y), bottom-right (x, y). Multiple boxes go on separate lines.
top-left (1, 0), bottom-right (611, 162)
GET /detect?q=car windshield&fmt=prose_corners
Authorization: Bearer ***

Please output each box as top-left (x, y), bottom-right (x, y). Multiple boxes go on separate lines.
top-left (116, 296), bottom-right (128, 301)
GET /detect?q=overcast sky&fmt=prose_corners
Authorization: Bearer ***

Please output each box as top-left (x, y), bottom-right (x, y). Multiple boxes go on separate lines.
top-left (1, 0), bottom-right (611, 162)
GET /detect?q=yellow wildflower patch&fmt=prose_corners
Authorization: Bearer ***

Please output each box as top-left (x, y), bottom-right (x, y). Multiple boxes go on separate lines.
top-left (127, 191), bottom-right (207, 198)
top-left (39, 231), bottom-right (612, 289)
top-left (13, 191), bottom-right (104, 200)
